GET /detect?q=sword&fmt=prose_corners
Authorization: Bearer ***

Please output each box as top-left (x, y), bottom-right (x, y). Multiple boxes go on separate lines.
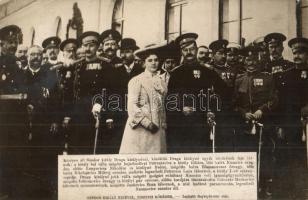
top-left (93, 115), bottom-right (100, 155)
top-left (207, 112), bottom-right (216, 153)
top-left (304, 117), bottom-right (308, 168)
top-left (256, 122), bottom-right (264, 192)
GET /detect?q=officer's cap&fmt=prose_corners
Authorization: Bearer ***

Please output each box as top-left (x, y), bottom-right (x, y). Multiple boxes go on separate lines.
top-left (226, 42), bottom-right (241, 54)
top-left (0, 25), bottom-right (22, 43)
top-left (135, 41), bottom-right (168, 60)
top-left (100, 29), bottom-right (122, 44)
top-left (78, 31), bottom-right (100, 46)
top-left (42, 36), bottom-right (61, 49)
top-left (288, 37), bottom-right (308, 51)
top-left (175, 33), bottom-right (198, 48)
top-left (241, 45), bottom-right (259, 57)
top-left (264, 32), bottom-right (286, 45)
top-left (60, 38), bottom-right (78, 51)
top-left (209, 39), bottom-right (229, 53)
top-left (120, 38), bottom-right (139, 51)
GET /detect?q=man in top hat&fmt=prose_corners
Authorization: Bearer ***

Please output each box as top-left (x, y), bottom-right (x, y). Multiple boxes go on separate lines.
top-left (72, 31), bottom-right (114, 154)
top-left (233, 45), bottom-right (277, 197)
top-left (197, 45), bottom-right (211, 65)
top-left (99, 29), bottom-right (122, 66)
top-left (42, 36), bottom-right (61, 65)
top-left (166, 33), bottom-right (227, 153)
top-left (271, 37), bottom-right (308, 199)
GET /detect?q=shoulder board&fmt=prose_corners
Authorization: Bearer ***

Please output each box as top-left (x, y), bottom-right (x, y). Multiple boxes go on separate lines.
top-left (260, 71), bottom-right (271, 75)
top-left (114, 63), bottom-right (124, 68)
top-left (170, 64), bottom-right (183, 72)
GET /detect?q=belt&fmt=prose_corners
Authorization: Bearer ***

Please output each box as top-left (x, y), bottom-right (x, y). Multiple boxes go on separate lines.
top-left (0, 93), bottom-right (28, 100)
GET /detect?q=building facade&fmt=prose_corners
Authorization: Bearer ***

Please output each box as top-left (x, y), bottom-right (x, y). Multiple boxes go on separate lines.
top-left (0, 0), bottom-right (306, 59)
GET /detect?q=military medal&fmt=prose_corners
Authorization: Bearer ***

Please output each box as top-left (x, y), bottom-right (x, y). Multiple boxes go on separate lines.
top-left (193, 70), bottom-right (201, 79)
top-left (253, 78), bottom-right (263, 86)
top-left (301, 70), bottom-right (307, 79)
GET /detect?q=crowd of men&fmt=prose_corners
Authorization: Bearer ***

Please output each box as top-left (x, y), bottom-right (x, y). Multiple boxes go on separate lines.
top-left (0, 23), bottom-right (307, 199)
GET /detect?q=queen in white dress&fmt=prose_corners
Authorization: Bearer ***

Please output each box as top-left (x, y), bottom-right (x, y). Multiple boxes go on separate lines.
top-left (119, 44), bottom-right (167, 154)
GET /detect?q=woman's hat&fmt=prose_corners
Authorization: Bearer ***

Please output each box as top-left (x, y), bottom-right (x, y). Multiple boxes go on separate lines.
top-left (134, 41), bottom-right (168, 60)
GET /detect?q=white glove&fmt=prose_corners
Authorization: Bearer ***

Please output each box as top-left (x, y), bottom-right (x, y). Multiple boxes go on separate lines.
top-left (92, 103), bottom-right (102, 118)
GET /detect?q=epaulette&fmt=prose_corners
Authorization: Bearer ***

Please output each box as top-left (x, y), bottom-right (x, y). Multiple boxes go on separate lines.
top-left (260, 71), bottom-right (271, 75)
top-left (114, 63), bottom-right (123, 68)
top-left (170, 64), bottom-right (183, 73)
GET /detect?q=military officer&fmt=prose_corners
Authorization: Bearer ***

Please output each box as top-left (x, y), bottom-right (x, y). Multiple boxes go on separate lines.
top-left (42, 36), bottom-right (61, 66)
top-left (233, 46), bottom-right (277, 198)
top-left (225, 42), bottom-right (245, 75)
top-left (166, 33), bottom-right (227, 153)
top-left (272, 37), bottom-right (308, 199)
top-left (58, 38), bottom-right (78, 109)
top-left (99, 29), bottom-right (122, 66)
top-left (0, 26), bottom-right (26, 197)
top-left (264, 32), bottom-right (293, 74)
top-left (0, 25), bottom-right (22, 56)
top-left (253, 36), bottom-right (269, 71)
top-left (72, 31), bottom-right (114, 154)
top-left (209, 40), bottom-right (239, 151)
top-left (209, 39), bottom-right (238, 88)
top-left (100, 38), bottom-right (144, 153)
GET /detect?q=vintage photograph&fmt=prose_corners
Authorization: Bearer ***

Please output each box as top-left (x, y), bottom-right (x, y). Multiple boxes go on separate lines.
top-left (0, 0), bottom-right (307, 199)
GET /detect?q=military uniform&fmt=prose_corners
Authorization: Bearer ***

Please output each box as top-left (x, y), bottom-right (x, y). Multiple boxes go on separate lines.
top-left (167, 33), bottom-right (228, 153)
top-left (209, 40), bottom-right (238, 151)
top-left (272, 37), bottom-right (308, 199)
top-left (0, 27), bottom-right (27, 197)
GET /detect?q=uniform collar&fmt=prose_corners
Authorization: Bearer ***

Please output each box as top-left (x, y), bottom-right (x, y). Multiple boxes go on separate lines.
top-left (125, 62), bottom-right (135, 70)
top-left (29, 66), bottom-right (41, 75)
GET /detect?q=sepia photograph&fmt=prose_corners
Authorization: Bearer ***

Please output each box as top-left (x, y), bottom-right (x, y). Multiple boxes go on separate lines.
top-left (0, 0), bottom-right (307, 199)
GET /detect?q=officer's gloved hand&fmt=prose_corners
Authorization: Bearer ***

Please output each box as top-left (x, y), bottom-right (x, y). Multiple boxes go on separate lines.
top-left (62, 117), bottom-right (71, 129)
top-left (253, 110), bottom-right (263, 120)
top-left (148, 122), bottom-right (159, 134)
top-left (276, 127), bottom-right (285, 140)
top-left (183, 106), bottom-right (194, 116)
top-left (27, 104), bottom-right (34, 115)
top-left (244, 112), bottom-right (254, 121)
top-left (50, 123), bottom-right (58, 135)
top-left (106, 119), bottom-right (114, 129)
top-left (92, 103), bottom-right (102, 118)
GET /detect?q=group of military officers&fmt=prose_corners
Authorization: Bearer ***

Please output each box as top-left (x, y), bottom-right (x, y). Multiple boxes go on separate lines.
top-left (0, 23), bottom-right (307, 199)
